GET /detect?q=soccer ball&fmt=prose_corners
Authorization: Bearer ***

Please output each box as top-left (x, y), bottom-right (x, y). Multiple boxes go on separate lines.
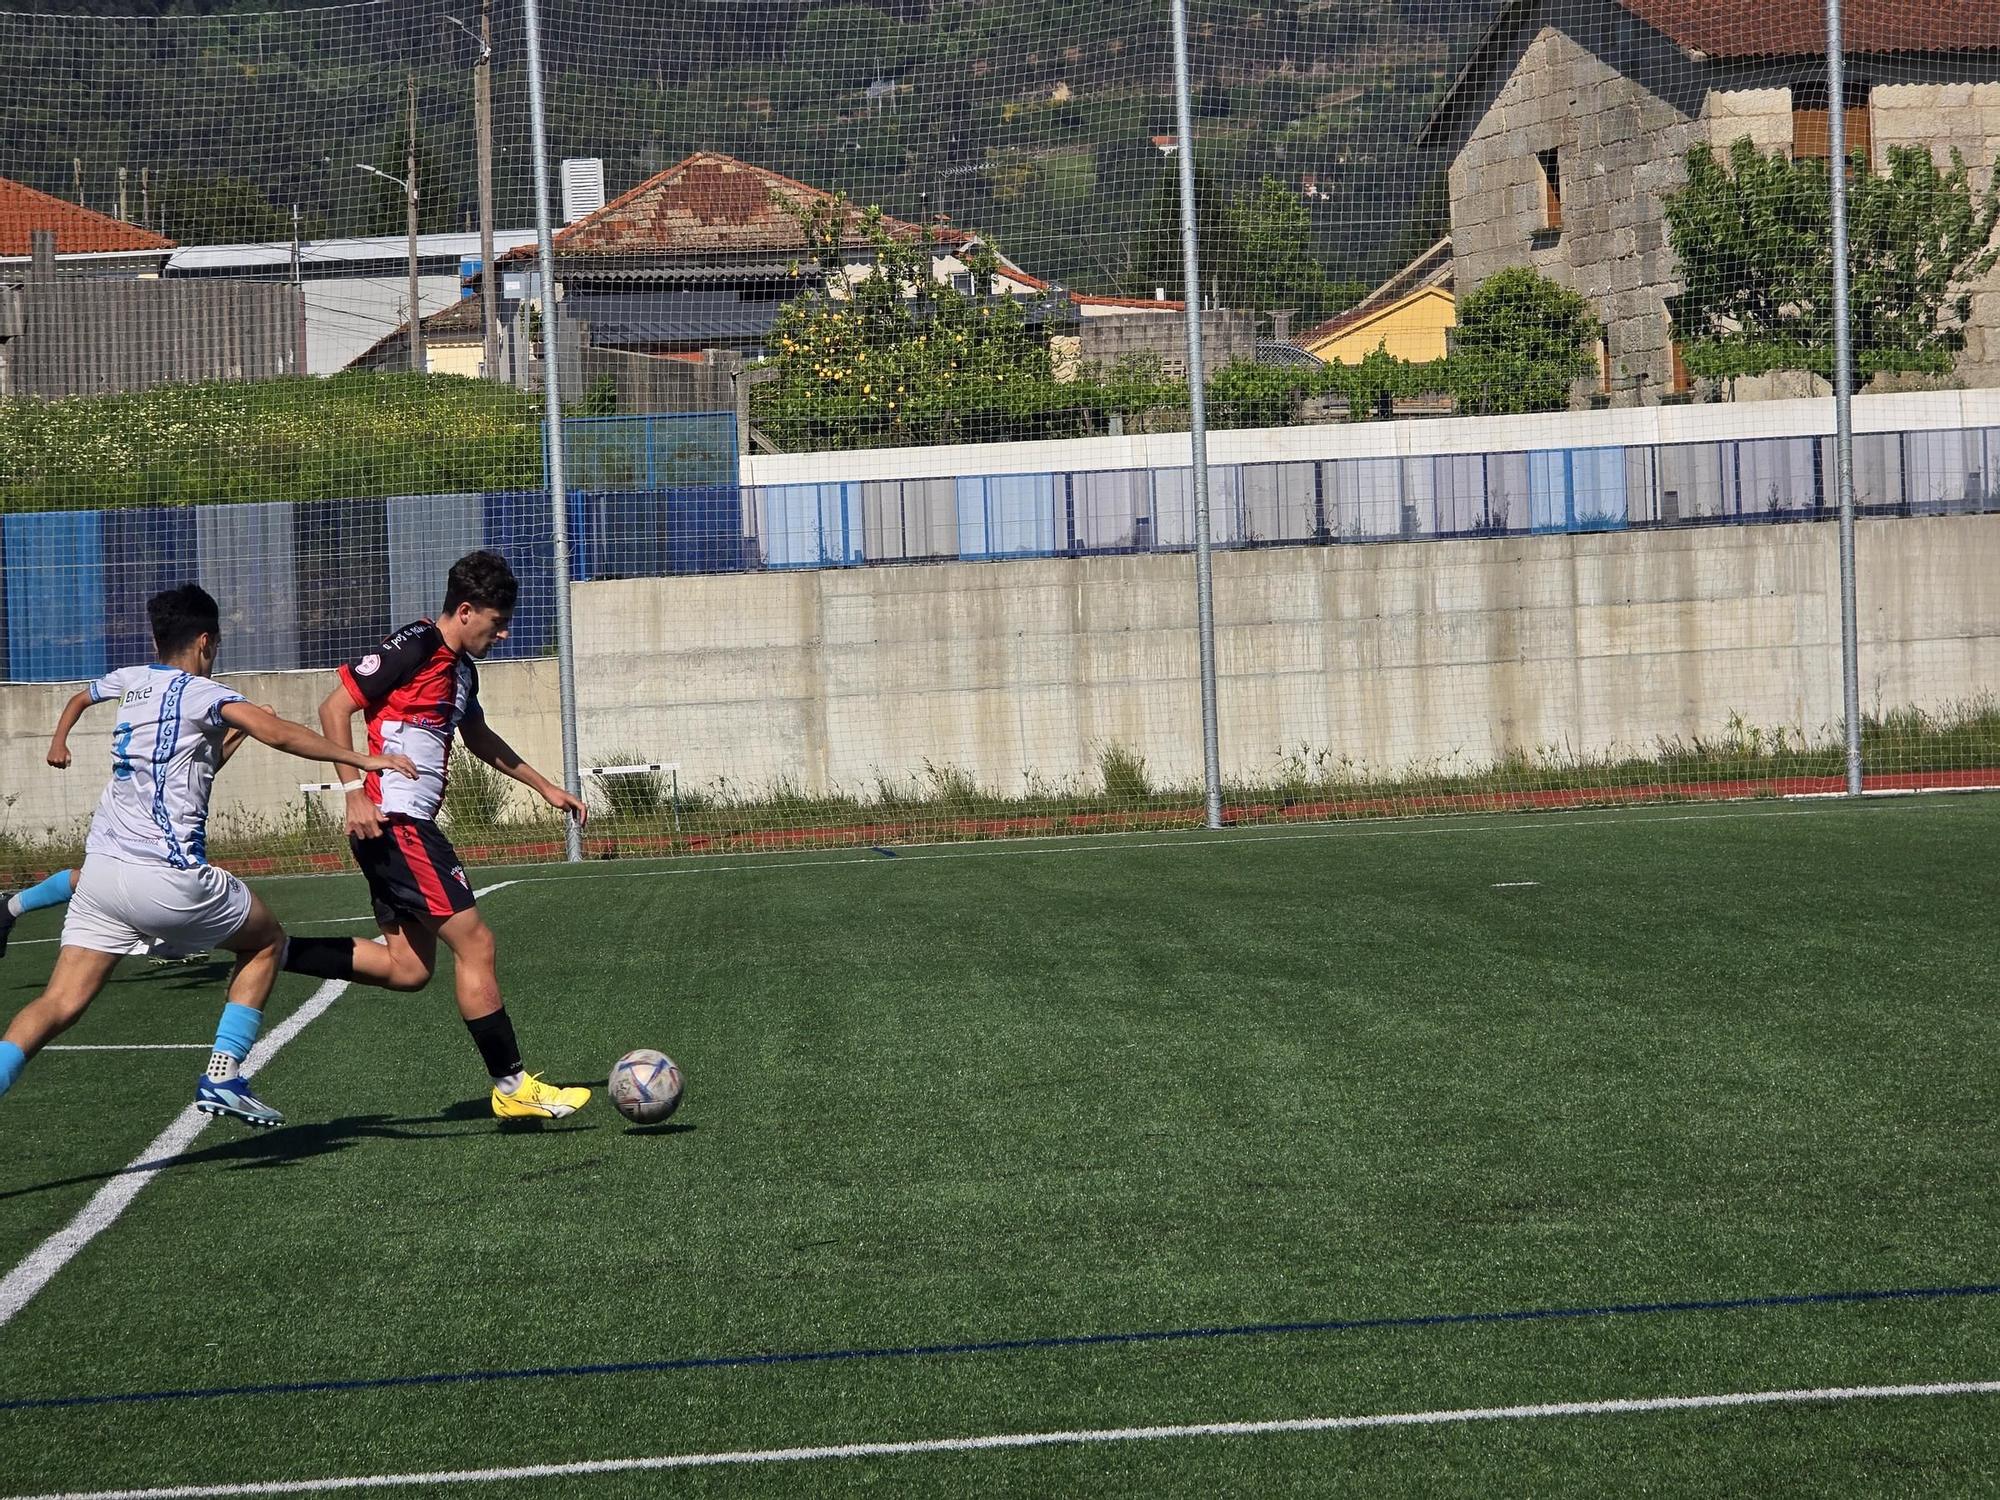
top-left (609, 1049), bottom-right (684, 1124)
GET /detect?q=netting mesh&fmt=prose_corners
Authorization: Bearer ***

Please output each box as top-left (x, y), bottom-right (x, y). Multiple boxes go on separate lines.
top-left (2, 0), bottom-right (1998, 875)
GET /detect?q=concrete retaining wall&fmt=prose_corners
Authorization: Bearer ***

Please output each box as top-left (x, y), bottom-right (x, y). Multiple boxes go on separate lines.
top-left (4, 513), bottom-right (1995, 845)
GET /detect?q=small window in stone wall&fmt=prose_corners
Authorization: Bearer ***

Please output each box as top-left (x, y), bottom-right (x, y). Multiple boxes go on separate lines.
top-left (1537, 147), bottom-right (1562, 231)
top-left (1792, 78), bottom-right (1870, 168)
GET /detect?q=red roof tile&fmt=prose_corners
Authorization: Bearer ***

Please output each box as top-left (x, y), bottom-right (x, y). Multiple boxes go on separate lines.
top-left (1073, 292), bottom-right (1187, 310)
top-left (503, 151), bottom-right (971, 262)
top-left (0, 175), bottom-right (175, 257)
top-left (1615, 0), bottom-right (2000, 58)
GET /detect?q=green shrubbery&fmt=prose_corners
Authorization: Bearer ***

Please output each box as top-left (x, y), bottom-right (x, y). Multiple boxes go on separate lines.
top-left (0, 372), bottom-right (543, 512)
top-left (754, 222), bottom-right (1600, 450)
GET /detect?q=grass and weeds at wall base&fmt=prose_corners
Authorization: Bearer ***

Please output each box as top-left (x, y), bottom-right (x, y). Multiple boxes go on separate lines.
top-left (3, 709), bottom-right (1997, 883)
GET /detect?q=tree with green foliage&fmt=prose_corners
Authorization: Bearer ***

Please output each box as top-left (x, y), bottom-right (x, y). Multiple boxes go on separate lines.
top-left (1227, 175), bottom-right (1366, 326)
top-left (1127, 167), bottom-right (1361, 325)
top-left (756, 193), bottom-right (1078, 449)
top-left (1448, 266), bottom-right (1602, 414)
top-left (1664, 137), bottom-right (2000, 382)
top-left (157, 172), bottom-right (326, 246)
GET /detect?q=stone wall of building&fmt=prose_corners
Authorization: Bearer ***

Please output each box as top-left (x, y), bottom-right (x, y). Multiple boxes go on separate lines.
top-left (1446, 26), bottom-right (1699, 407)
top-left (1448, 31), bottom-right (2000, 406)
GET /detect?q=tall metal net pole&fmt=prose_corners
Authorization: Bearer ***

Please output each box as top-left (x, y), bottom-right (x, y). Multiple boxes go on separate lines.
top-left (522, 0), bottom-right (584, 861)
top-left (1827, 0), bottom-right (1864, 795)
top-left (1171, 0), bottom-right (1224, 830)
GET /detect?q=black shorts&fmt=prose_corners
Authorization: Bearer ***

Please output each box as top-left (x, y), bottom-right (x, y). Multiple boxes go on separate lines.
top-left (352, 819), bottom-right (477, 926)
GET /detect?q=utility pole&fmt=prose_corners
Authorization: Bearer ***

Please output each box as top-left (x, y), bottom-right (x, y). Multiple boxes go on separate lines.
top-left (407, 70), bottom-right (425, 374)
top-left (476, 0), bottom-right (498, 379)
top-left (291, 203), bottom-right (308, 376)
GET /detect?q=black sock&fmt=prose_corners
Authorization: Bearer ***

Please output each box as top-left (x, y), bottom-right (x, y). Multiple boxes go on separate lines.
top-left (465, 1008), bottom-right (522, 1081)
top-left (283, 936), bottom-right (356, 981)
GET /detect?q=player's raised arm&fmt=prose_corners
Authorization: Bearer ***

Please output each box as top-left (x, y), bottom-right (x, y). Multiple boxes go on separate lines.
top-left (459, 714), bottom-right (588, 827)
top-left (45, 687), bottom-right (105, 769)
top-left (218, 701), bottom-right (419, 781)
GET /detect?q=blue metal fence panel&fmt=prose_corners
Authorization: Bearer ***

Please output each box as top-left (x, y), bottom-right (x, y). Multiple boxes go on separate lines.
top-left (764, 482), bottom-right (858, 569)
top-left (1571, 447), bottom-right (1630, 531)
top-left (573, 491), bottom-right (670, 582)
top-left (480, 490), bottom-right (555, 660)
top-left (562, 413), bottom-right (738, 492)
top-left (295, 500), bottom-right (390, 669)
top-left (1528, 451), bottom-right (1570, 533)
top-left (102, 508), bottom-right (199, 669)
top-left (198, 502), bottom-right (300, 675)
top-left (387, 493), bottom-right (485, 627)
top-left (957, 474), bottom-right (1058, 560)
top-left (5, 511), bottom-right (105, 683)
top-left (666, 486), bottom-right (754, 575)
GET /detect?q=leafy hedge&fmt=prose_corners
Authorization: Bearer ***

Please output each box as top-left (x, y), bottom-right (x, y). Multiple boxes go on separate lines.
top-left (0, 372), bottom-right (544, 512)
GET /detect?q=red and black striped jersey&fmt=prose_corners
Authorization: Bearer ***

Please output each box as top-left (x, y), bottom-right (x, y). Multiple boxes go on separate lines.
top-left (339, 619), bottom-right (484, 821)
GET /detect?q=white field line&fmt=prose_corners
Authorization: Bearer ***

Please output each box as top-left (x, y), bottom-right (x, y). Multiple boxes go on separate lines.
top-left (9, 1379), bottom-right (1997, 1499)
top-left (226, 791), bottom-right (1985, 891)
top-left (0, 978), bottom-right (349, 1332)
top-left (1491, 881), bottom-right (1541, 889)
top-left (42, 1045), bottom-right (206, 1053)
top-left (1, 884), bottom-right (519, 1327)
top-left (490, 806), bottom-right (1823, 890)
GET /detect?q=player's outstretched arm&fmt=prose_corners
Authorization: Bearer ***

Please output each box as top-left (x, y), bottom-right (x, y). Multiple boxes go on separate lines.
top-left (45, 689), bottom-right (103, 769)
top-left (219, 704), bottom-right (273, 765)
top-left (459, 716), bottom-right (589, 826)
top-left (218, 702), bottom-right (419, 780)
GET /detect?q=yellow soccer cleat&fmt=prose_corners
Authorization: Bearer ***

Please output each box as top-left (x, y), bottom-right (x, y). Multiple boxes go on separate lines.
top-left (491, 1073), bottom-right (591, 1120)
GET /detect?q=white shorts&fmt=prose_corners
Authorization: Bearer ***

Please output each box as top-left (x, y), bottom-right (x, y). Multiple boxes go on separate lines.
top-left (63, 854), bottom-right (254, 958)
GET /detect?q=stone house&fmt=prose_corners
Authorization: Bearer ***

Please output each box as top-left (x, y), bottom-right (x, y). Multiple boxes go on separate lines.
top-left (1418, 0), bottom-right (2000, 405)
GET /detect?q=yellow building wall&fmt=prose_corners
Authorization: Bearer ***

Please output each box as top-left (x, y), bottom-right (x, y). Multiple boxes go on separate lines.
top-left (1307, 287), bottom-right (1454, 365)
top-left (425, 342), bottom-right (486, 378)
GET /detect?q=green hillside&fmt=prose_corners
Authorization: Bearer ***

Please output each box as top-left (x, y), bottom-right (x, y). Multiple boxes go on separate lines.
top-left (0, 0), bottom-right (1484, 292)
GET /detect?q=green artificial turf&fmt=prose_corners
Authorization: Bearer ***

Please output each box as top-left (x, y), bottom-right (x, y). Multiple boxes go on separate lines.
top-left (0, 801), bottom-right (1994, 1495)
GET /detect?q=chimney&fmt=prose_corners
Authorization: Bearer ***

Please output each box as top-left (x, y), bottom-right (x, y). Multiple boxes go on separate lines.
top-left (560, 159), bottom-right (606, 224)
top-left (1271, 310), bottom-right (1293, 342)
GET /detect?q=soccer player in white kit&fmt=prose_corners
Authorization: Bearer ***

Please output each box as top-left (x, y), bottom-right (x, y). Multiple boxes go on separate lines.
top-left (0, 585), bottom-right (417, 1127)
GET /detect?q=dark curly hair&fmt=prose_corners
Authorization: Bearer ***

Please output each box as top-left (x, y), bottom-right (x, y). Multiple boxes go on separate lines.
top-left (148, 584), bottom-right (221, 656)
top-left (443, 550), bottom-right (519, 615)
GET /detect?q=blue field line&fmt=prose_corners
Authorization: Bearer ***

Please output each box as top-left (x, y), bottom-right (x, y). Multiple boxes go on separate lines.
top-left (3, 1282), bottom-right (1996, 1416)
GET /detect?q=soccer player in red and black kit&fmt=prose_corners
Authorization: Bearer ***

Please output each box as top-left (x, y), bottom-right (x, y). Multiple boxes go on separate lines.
top-left (281, 551), bottom-right (592, 1119)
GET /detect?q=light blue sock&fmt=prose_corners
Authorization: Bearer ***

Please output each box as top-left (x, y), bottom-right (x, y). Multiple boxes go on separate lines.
top-left (207, 1002), bottom-right (264, 1081)
top-left (10, 869), bottom-right (74, 917)
top-left (0, 1041), bottom-right (24, 1099)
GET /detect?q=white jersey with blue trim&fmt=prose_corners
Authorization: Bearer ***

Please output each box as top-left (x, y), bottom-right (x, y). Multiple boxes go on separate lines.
top-left (83, 665), bottom-right (245, 869)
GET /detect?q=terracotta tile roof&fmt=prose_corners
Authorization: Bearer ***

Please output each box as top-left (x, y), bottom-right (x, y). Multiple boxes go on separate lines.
top-left (1615, 0), bottom-right (2000, 57)
top-left (1073, 292), bottom-right (1187, 310)
top-left (0, 175), bottom-right (175, 257)
top-left (502, 151), bottom-right (973, 263)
